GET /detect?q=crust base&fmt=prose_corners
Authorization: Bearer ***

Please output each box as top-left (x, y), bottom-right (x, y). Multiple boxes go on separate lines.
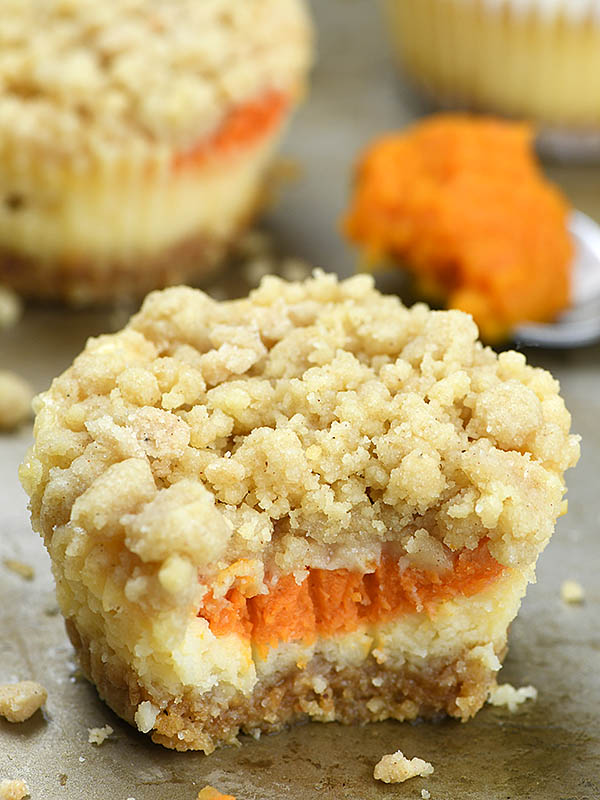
top-left (0, 220), bottom-right (245, 306)
top-left (66, 619), bottom-right (505, 754)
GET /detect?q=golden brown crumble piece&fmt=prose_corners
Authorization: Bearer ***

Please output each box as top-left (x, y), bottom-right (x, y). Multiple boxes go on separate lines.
top-left (3, 558), bottom-right (35, 580)
top-left (0, 780), bottom-right (30, 800)
top-left (487, 683), bottom-right (537, 712)
top-left (560, 579), bottom-right (584, 604)
top-left (373, 750), bottom-right (434, 783)
top-left (0, 681), bottom-right (47, 722)
top-left (0, 286), bottom-right (22, 329)
top-left (87, 724), bottom-right (114, 745)
top-left (0, 371), bottom-right (33, 431)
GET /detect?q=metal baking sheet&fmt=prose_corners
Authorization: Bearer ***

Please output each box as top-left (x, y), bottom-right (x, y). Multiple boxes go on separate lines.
top-left (1, 2), bottom-right (599, 797)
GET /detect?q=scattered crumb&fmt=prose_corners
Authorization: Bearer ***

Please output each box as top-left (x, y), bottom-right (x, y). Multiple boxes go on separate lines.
top-left (487, 683), bottom-right (538, 712)
top-left (0, 681), bottom-right (47, 722)
top-left (197, 787), bottom-right (236, 800)
top-left (373, 750), bottom-right (434, 784)
top-left (0, 779), bottom-right (30, 800)
top-left (0, 286), bottom-right (22, 329)
top-left (561, 579), bottom-right (585, 604)
top-left (237, 229), bottom-right (313, 288)
top-left (242, 257), bottom-right (273, 286)
top-left (58, 774), bottom-right (67, 787)
top-left (279, 257), bottom-right (312, 282)
top-left (421, 791), bottom-right (431, 799)
top-left (0, 370), bottom-right (33, 430)
top-left (236, 229), bottom-right (272, 260)
top-left (3, 558), bottom-right (35, 580)
top-left (88, 724), bottom-right (114, 745)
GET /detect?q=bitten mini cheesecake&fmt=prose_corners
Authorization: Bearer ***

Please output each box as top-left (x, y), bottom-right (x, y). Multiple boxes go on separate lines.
top-left (0, 0), bottom-right (312, 304)
top-left (20, 273), bottom-right (579, 752)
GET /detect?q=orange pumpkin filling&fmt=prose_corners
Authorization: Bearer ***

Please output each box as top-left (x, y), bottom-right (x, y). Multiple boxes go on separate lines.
top-left (173, 89), bottom-right (290, 170)
top-left (198, 540), bottom-right (504, 655)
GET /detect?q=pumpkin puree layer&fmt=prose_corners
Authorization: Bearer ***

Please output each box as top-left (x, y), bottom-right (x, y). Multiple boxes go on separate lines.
top-left (199, 540), bottom-right (504, 653)
top-left (173, 90), bottom-right (290, 170)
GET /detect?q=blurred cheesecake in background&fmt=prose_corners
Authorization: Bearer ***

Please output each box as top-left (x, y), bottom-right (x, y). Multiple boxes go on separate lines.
top-left (382, 0), bottom-right (600, 159)
top-left (0, 0), bottom-right (312, 304)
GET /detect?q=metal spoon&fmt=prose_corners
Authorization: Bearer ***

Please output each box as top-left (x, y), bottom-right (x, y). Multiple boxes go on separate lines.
top-left (514, 211), bottom-right (600, 348)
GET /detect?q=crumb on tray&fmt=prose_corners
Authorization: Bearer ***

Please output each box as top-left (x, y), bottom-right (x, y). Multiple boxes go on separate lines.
top-left (0, 681), bottom-right (47, 722)
top-left (561, 579), bottom-right (584, 604)
top-left (0, 370), bottom-right (33, 430)
top-left (373, 750), bottom-right (434, 784)
top-left (0, 286), bottom-right (22, 329)
top-left (421, 791), bottom-right (431, 799)
top-left (0, 779), bottom-right (30, 800)
top-left (3, 559), bottom-right (35, 580)
top-left (487, 683), bottom-right (538, 712)
top-left (197, 787), bottom-right (236, 800)
top-left (88, 724), bottom-right (114, 745)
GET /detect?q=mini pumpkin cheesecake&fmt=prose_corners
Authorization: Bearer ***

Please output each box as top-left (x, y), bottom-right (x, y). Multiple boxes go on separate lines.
top-left (382, 0), bottom-right (600, 158)
top-left (0, 0), bottom-right (312, 304)
top-left (20, 273), bottom-right (579, 752)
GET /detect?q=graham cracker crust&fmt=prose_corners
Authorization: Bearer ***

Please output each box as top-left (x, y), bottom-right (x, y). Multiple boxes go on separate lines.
top-left (0, 230), bottom-right (233, 306)
top-left (66, 619), bottom-right (504, 754)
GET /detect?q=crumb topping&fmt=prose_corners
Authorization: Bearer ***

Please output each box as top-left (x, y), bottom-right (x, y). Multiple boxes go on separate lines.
top-left (0, 681), bottom-right (47, 723)
top-left (0, 0), bottom-right (311, 157)
top-left (0, 370), bottom-right (33, 430)
top-left (22, 272), bottom-right (579, 598)
top-left (373, 750), bottom-right (434, 783)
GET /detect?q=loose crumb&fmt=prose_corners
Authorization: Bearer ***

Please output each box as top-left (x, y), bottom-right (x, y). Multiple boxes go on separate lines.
top-left (0, 370), bottom-right (33, 430)
top-left (87, 724), bottom-right (114, 745)
top-left (3, 559), bottom-right (35, 580)
top-left (561, 579), bottom-right (584, 604)
top-left (0, 286), bottom-right (22, 329)
top-left (373, 750), bottom-right (434, 784)
top-left (487, 683), bottom-right (538, 712)
top-left (197, 788), bottom-right (236, 800)
top-left (0, 779), bottom-right (30, 800)
top-left (0, 681), bottom-right (47, 722)
top-left (421, 791), bottom-right (431, 799)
